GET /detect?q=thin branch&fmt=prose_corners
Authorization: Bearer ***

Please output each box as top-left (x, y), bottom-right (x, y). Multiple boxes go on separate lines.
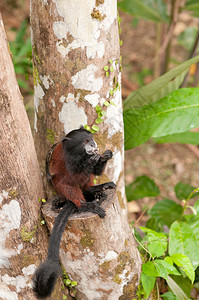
top-left (153, 0), bottom-right (182, 63)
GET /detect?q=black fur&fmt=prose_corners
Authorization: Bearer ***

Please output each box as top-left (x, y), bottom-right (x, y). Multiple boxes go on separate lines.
top-left (33, 201), bottom-right (76, 298)
top-left (33, 128), bottom-right (116, 298)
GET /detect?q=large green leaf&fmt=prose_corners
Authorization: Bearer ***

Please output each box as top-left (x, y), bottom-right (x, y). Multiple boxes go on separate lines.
top-left (170, 254), bottom-right (195, 283)
top-left (124, 88), bottom-right (199, 150)
top-left (188, 214), bottom-right (199, 244)
top-left (125, 175), bottom-right (160, 201)
top-left (184, 1), bottom-right (199, 17)
top-left (123, 55), bottom-right (199, 111)
top-left (140, 273), bottom-right (156, 298)
top-left (174, 182), bottom-right (198, 200)
top-left (155, 260), bottom-right (180, 276)
top-left (149, 199), bottom-right (183, 227)
top-left (140, 227), bottom-right (167, 257)
top-left (142, 259), bottom-right (180, 281)
top-left (166, 276), bottom-right (189, 300)
top-left (153, 131), bottom-right (199, 145)
top-left (118, 0), bottom-right (168, 23)
top-left (161, 291), bottom-right (178, 300)
top-left (169, 221), bottom-right (199, 270)
top-left (168, 275), bottom-right (192, 299)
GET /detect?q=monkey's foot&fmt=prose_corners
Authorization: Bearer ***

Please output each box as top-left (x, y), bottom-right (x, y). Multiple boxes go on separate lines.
top-left (51, 196), bottom-right (66, 212)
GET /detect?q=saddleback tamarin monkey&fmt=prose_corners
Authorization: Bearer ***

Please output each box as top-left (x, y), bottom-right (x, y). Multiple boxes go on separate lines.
top-left (33, 126), bottom-right (116, 298)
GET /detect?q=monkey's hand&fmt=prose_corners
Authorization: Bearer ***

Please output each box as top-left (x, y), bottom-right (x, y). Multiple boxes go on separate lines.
top-left (102, 181), bottom-right (116, 190)
top-left (101, 150), bottom-right (113, 162)
top-left (78, 202), bottom-right (106, 218)
top-left (84, 154), bottom-right (101, 169)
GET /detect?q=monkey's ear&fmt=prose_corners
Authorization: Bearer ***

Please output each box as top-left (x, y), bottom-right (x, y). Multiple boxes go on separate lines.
top-left (79, 125), bottom-right (84, 130)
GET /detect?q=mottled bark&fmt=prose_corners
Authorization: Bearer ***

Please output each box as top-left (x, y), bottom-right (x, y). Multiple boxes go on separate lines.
top-left (43, 190), bottom-right (141, 300)
top-left (0, 14), bottom-right (66, 299)
top-left (30, 0), bottom-right (141, 298)
top-left (30, 0), bottom-right (125, 208)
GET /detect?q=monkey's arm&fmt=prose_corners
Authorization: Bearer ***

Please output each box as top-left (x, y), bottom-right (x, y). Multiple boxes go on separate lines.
top-left (83, 182), bottom-right (116, 203)
top-left (93, 150), bottom-right (113, 175)
top-left (52, 180), bottom-right (106, 218)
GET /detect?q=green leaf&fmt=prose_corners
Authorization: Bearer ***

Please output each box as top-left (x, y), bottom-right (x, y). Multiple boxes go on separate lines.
top-left (174, 182), bottom-right (198, 200)
top-left (171, 254), bottom-right (195, 285)
top-left (123, 55), bottom-right (199, 111)
top-left (140, 227), bottom-right (167, 258)
top-left (103, 101), bottom-right (110, 107)
top-left (168, 275), bottom-right (192, 299)
top-left (17, 79), bottom-right (28, 89)
top-left (71, 281), bottom-right (78, 287)
top-left (140, 273), bottom-right (156, 298)
top-left (110, 66), bottom-right (114, 72)
top-left (193, 199), bottom-right (199, 214)
top-left (66, 279), bottom-right (71, 285)
top-left (124, 88), bottom-right (199, 150)
top-left (164, 256), bottom-right (174, 266)
top-left (144, 260), bottom-right (169, 279)
top-left (95, 118), bottom-right (103, 124)
top-left (84, 125), bottom-right (91, 131)
top-left (109, 89), bottom-right (114, 96)
top-left (188, 214), bottom-right (199, 245)
top-left (178, 27), bottom-right (198, 51)
top-left (161, 291), bottom-right (178, 300)
top-left (149, 199), bottom-right (183, 227)
top-left (166, 276), bottom-right (189, 300)
top-left (169, 221), bottom-right (199, 271)
top-left (91, 125), bottom-right (99, 132)
top-left (142, 261), bottom-right (159, 277)
top-left (106, 71), bottom-right (109, 77)
top-left (118, 0), bottom-right (168, 23)
top-left (155, 260), bottom-right (180, 276)
top-left (125, 175), bottom-right (160, 201)
top-left (153, 131), bottom-right (199, 145)
top-left (95, 105), bottom-right (102, 113)
top-left (104, 66), bottom-right (109, 71)
top-left (110, 100), bottom-right (117, 107)
top-left (184, 0), bottom-right (199, 17)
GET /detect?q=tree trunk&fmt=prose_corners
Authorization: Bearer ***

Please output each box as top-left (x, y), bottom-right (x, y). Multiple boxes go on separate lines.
top-left (43, 190), bottom-right (141, 300)
top-left (30, 0), bottom-right (141, 298)
top-left (0, 14), bottom-right (66, 299)
top-left (30, 0), bottom-right (126, 209)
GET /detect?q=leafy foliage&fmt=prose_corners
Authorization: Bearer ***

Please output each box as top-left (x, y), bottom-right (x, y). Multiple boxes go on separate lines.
top-left (124, 87), bottom-right (199, 149)
top-left (9, 20), bottom-right (33, 92)
top-left (132, 177), bottom-right (199, 298)
top-left (123, 54), bottom-right (199, 111)
top-left (126, 175), bottom-right (159, 201)
top-left (118, 0), bottom-right (168, 23)
top-left (153, 131), bottom-right (199, 145)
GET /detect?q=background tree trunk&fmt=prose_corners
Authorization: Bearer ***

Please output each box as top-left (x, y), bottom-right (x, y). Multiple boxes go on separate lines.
top-left (30, 0), bottom-right (141, 298)
top-left (0, 14), bottom-right (66, 299)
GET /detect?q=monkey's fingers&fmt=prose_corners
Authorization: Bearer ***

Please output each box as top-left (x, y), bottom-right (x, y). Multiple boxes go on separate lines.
top-left (94, 206), bottom-right (106, 218)
top-left (102, 181), bottom-right (116, 190)
top-left (101, 150), bottom-right (113, 161)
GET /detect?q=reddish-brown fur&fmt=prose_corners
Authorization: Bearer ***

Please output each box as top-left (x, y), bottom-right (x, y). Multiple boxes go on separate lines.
top-left (49, 143), bottom-right (94, 207)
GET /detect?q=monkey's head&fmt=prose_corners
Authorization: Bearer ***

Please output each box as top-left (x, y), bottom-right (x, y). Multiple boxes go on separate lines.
top-left (62, 127), bottom-right (99, 156)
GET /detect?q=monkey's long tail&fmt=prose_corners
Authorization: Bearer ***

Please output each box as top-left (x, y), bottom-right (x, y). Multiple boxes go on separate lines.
top-left (33, 200), bottom-right (76, 299)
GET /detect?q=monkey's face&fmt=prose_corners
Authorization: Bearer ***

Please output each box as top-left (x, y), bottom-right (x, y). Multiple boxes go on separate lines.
top-left (84, 137), bottom-right (99, 155)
